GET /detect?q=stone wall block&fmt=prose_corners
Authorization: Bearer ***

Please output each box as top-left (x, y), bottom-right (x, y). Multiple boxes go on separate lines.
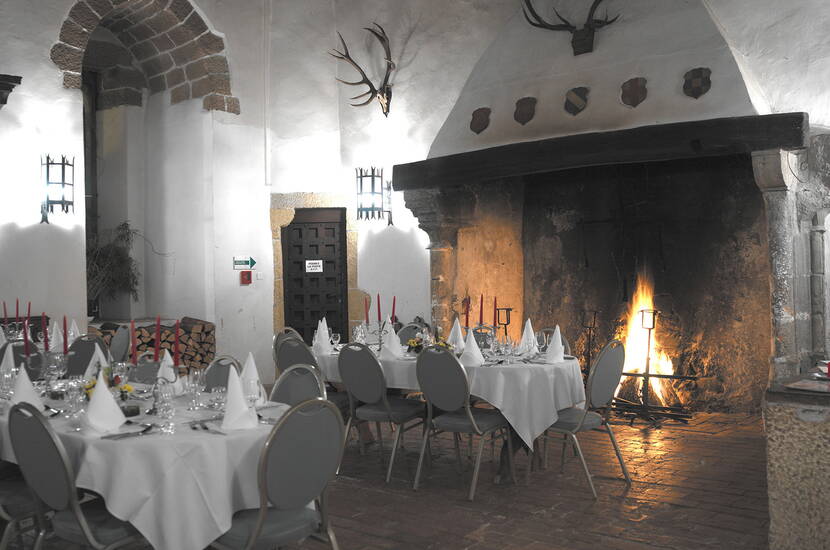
top-left (131, 1), bottom-right (163, 24)
top-left (203, 55), bottom-right (228, 74)
top-left (103, 67), bottom-right (147, 90)
top-left (148, 74), bottom-right (166, 94)
top-left (85, 0), bottom-right (114, 18)
top-left (167, 25), bottom-right (193, 46)
top-left (109, 18), bottom-right (132, 33)
top-left (191, 73), bottom-right (229, 98)
top-left (146, 10), bottom-right (178, 34)
top-left (202, 93), bottom-right (226, 111)
top-left (59, 20), bottom-right (90, 50)
top-left (170, 82), bottom-right (190, 104)
top-left (226, 96), bottom-right (240, 115)
top-left (98, 88), bottom-right (143, 110)
top-left (170, 41), bottom-right (205, 65)
top-left (141, 53), bottom-right (173, 76)
top-left (168, 0), bottom-right (193, 20)
top-left (185, 58), bottom-right (207, 80)
top-left (83, 40), bottom-right (132, 70)
top-left (183, 11), bottom-right (208, 36)
top-left (151, 33), bottom-right (175, 52)
top-left (129, 23), bottom-right (154, 42)
top-left (130, 40), bottom-right (158, 61)
top-left (165, 67), bottom-right (185, 87)
top-left (196, 32), bottom-right (224, 55)
top-left (50, 43), bottom-right (84, 72)
top-left (118, 30), bottom-right (137, 47)
top-left (69, 2), bottom-right (101, 31)
top-left (63, 72), bottom-right (82, 89)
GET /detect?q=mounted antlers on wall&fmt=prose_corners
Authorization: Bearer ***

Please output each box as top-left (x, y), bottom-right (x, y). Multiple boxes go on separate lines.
top-left (522, 0), bottom-right (620, 55)
top-left (329, 23), bottom-right (396, 117)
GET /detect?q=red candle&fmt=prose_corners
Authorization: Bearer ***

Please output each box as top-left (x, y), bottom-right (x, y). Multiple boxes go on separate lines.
top-left (364, 297), bottom-right (369, 324)
top-left (391, 296), bottom-right (396, 322)
top-left (23, 319), bottom-right (29, 357)
top-left (130, 320), bottom-right (137, 365)
top-left (15, 299), bottom-right (19, 326)
top-left (377, 294), bottom-right (381, 323)
top-left (173, 320), bottom-right (180, 367)
top-left (154, 316), bottom-right (161, 361)
top-left (26, 301), bottom-right (31, 320)
top-left (479, 294), bottom-right (484, 325)
top-left (2, 301), bottom-right (7, 331)
top-left (493, 297), bottom-right (498, 326)
top-left (63, 316), bottom-right (68, 355)
top-left (42, 312), bottom-right (49, 352)
top-left (465, 298), bottom-right (470, 328)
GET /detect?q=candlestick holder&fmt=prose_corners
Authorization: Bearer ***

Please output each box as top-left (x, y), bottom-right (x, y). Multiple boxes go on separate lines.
top-left (496, 307), bottom-right (512, 339)
top-left (366, 320), bottom-right (390, 350)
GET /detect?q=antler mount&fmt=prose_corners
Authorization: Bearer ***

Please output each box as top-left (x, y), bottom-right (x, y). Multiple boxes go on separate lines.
top-left (522, 0), bottom-right (619, 55)
top-left (329, 23), bottom-right (395, 117)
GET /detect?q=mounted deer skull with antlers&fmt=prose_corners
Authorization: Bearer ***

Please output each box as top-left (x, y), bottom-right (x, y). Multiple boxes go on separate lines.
top-left (522, 0), bottom-right (620, 56)
top-left (329, 23), bottom-right (395, 117)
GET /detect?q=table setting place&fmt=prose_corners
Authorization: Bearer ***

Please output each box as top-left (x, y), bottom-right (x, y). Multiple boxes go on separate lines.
top-left (0, 343), bottom-right (289, 451)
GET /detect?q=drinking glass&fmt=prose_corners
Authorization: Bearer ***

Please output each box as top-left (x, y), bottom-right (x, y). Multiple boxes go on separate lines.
top-left (244, 379), bottom-right (262, 409)
top-left (352, 324), bottom-right (366, 344)
top-left (210, 386), bottom-right (227, 411)
top-left (330, 333), bottom-right (341, 347)
top-left (157, 383), bottom-right (176, 435)
top-left (187, 370), bottom-right (205, 411)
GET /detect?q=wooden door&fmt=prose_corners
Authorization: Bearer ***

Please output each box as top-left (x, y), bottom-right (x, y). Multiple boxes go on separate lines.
top-left (281, 208), bottom-right (348, 343)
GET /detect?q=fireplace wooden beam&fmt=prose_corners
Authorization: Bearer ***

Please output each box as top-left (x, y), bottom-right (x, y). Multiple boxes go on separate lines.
top-left (393, 113), bottom-right (809, 190)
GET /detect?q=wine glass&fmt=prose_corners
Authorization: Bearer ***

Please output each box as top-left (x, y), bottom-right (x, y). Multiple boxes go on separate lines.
top-left (210, 386), bottom-right (227, 411)
top-left (186, 370), bottom-right (205, 411)
top-left (330, 333), bottom-right (341, 348)
top-left (244, 379), bottom-right (262, 409)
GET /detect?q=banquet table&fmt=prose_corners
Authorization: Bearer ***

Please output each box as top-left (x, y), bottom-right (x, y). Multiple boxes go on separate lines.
top-left (315, 350), bottom-right (586, 447)
top-left (0, 396), bottom-right (288, 550)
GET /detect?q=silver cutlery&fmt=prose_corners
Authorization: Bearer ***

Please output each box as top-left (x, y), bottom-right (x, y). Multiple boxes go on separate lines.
top-left (102, 423), bottom-right (156, 440)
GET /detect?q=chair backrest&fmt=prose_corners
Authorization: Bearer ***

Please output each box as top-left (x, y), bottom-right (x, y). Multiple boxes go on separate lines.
top-left (8, 403), bottom-right (75, 511)
top-left (272, 329), bottom-right (304, 370)
top-left (260, 399), bottom-right (343, 511)
top-left (129, 359), bottom-right (160, 384)
top-left (586, 340), bottom-right (625, 408)
top-left (269, 364), bottom-right (326, 405)
top-left (397, 323), bottom-right (423, 346)
top-left (108, 326), bottom-right (130, 363)
top-left (540, 327), bottom-right (571, 355)
top-left (276, 338), bottom-right (318, 373)
top-left (1, 341), bottom-right (42, 380)
top-left (204, 355), bottom-right (241, 392)
top-left (338, 343), bottom-right (386, 405)
top-left (472, 324), bottom-right (497, 350)
top-left (66, 335), bottom-right (105, 377)
top-left (416, 345), bottom-right (470, 413)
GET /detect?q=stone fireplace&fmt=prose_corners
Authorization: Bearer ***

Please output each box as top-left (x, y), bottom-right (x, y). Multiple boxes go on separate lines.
top-left (395, 114), bottom-right (822, 411)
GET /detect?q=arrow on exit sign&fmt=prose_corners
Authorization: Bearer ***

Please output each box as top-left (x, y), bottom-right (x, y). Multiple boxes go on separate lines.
top-left (233, 256), bottom-right (257, 270)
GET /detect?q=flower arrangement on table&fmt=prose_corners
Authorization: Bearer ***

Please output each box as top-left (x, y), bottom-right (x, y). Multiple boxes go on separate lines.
top-left (406, 338), bottom-right (452, 354)
top-left (84, 376), bottom-right (134, 401)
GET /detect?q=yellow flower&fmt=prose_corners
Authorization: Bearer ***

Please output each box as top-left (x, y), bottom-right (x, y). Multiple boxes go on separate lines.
top-left (121, 384), bottom-right (134, 393)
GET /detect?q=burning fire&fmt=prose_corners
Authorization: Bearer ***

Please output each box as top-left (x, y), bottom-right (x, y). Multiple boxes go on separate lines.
top-left (616, 273), bottom-right (674, 406)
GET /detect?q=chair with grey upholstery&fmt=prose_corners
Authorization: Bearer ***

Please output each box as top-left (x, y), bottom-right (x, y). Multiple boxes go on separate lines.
top-left (413, 346), bottom-right (516, 501)
top-left (272, 327), bottom-right (304, 373)
top-left (277, 339), bottom-right (349, 416)
top-left (0, 451), bottom-right (36, 550)
top-left (204, 355), bottom-right (242, 392)
top-left (210, 398), bottom-right (342, 550)
top-left (8, 402), bottom-right (141, 550)
top-left (0, 341), bottom-right (42, 381)
top-left (540, 327), bottom-right (571, 355)
top-left (66, 335), bottom-right (106, 378)
top-left (338, 343), bottom-right (424, 483)
top-left (128, 352), bottom-right (160, 385)
top-left (472, 324), bottom-right (498, 350)
top-left (542, 339), bottom-right (630, 499)
top-left (269, 364), bottom-right (326, 406)
top-left (108, 326), bottom-right (130, 363)
top-left (396, 323), bottom-right (423, 346)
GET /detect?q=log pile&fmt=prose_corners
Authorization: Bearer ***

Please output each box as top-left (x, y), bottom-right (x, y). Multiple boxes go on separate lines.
top-left (90, 317), bottom-right (216, 370)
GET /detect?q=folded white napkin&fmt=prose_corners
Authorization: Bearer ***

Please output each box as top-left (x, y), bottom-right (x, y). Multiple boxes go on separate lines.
top-left (221, 367), bottom-right (258, 431)
top-left (84, 344), bottom-right (109, 379)
top-left (241, 352), bottom-right (267, 406)
top-left (0, 346), bottom-right (14, 375)
top-left (0, 328), bottom-right (5, 348)
top-left (459, 329), bottom-right (485, 367)
top-left (447, 318), bottom-right (465, 353)
top-left (380, 317), bottom-right (405, 361)
top-left (85, 370), bottom-right (126, 434)
top-left (68, 319), bottom-right (81, 346)
top-left (543, 325), bottom-right (565, 363)
top-left (11, 366), bottom-right (44, 411)
top-left (157, 350), bottom-right (186, 395)
top-left (312, 318), bottom-right (333, 355)
top-left (517, 318), bottom-right (539, 356)
top-left (48, 320), bottom-right (62, 353)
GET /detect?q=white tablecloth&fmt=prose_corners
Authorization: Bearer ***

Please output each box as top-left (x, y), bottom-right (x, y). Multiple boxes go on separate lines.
top-left (316, 352), bottom-right (585, 447)
top-left (0, 399), bottom-right (288, 550)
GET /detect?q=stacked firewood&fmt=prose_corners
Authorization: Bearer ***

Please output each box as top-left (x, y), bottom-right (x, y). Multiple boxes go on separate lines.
top-left (90, 316), bottom-right (216, 370)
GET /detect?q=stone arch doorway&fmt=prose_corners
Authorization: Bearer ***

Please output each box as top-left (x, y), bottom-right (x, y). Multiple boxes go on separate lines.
top-left (51, 0), bottom-right (240, 114)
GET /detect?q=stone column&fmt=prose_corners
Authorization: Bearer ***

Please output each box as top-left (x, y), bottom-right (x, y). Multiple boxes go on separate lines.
top-left (752, 150), bottom-right (801, 381)
top-left (810, 211), bottom-right (828, 361)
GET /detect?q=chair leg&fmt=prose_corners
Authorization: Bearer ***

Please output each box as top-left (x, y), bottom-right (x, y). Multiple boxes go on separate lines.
top-left (33, 529), bottom-right (45, 550)
top-left (467, 434), bottom-right (487, 501)
top-left (605, 423), bottom-right (632, 484)
top-left (375, 422), bottom-right (384, 460)
top-left (559, 433), bottom-right (568, 473)
top-left (542, 430), bottom-right (549, 470)
top-left (0, 519), bottom-right (17, 550)
top-left (337, 416), bottom-right (352, 475)
top-left (504, 428), bottom-right (518, 485)
top-left (327, 525), bottom-right (340, 550)
top-left (356, 419), bottom-right (365, 456)
top-left (413, 427), bottom-right (431, 491)
top-left (569, 433), bottom-right (597, 499)
top-left (385, 423), bottom-right (404, 483)
top-left (453, 433), bottom-right (464, 472)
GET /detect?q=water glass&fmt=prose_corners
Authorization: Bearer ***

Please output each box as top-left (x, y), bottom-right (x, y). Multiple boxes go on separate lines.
top-left (244, 379), bottom-right (262, 409)
top-left (157, 383), bottom-right (176, 435)
top-left (186, 370), bottom-right (205, 411)
top-left (330, 333), bottom-right (341, 347)
top-left (210, 386), bottom-right (227, 411)
top-left (352, 324), bottom-right (366, 344)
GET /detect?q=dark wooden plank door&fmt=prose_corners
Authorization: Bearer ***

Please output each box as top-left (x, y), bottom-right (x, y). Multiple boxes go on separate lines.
top-left (281, 208), bottom-right (348, 344)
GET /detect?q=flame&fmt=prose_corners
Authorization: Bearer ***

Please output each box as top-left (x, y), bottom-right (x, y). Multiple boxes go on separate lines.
top-left (616, 273), bottom-right (674, 405)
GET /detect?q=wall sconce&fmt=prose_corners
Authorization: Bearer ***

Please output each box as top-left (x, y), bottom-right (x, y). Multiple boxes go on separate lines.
top-left (0, 74), bottom-right (22, 109)
top-left (356, 167), bottom-right (393, 225)
top-left (40, 155), bottom-right (75, 224)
